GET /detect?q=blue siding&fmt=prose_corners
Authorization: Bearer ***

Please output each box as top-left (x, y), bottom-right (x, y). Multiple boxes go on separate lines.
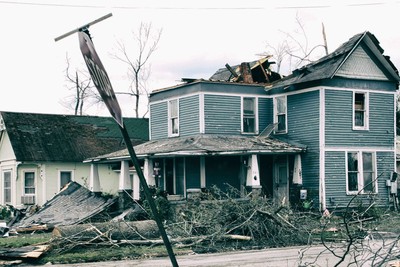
top-left (150, 102), bottom-right (168, 140)
top-left (259, 98), bottom-right (273, 133)
top-left (204, 94), bottom-right (241, 135)
top-left (180, 95), bottom-right (200, 136)
top-left (325, 90), bottom-right (394, 147)
top-left (186, 157), bottom-right (201, 189)
top-left (325, 151), bottom-right (392, 209)
top-left (286, 90), bottom-right (320, 204)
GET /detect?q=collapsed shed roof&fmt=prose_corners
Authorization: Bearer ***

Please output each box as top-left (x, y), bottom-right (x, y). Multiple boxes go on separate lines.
top-left (12, 182), bottom-right (116, 228)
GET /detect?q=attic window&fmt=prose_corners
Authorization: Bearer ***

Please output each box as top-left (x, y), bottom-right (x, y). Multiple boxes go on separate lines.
top-left (169, 99), bottom-right (179, 136)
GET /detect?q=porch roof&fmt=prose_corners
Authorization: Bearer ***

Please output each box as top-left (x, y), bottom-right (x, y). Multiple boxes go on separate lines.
top-left (87, 134), bottom-right (306, 162)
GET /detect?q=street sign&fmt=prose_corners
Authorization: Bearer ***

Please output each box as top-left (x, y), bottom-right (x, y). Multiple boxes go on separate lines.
top-left (78, 31), bottom-right (123, 127)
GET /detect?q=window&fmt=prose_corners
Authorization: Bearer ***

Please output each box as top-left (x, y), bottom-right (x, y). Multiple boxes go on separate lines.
top-left (60, 171), bottom-right (72, 189)
top-left (3, 171), bottom-right (11, 203)
top-left (242, 97), bottom-right (256, 133)
top-left (353, 92), bottom-right (368, 129)
top-left (347, 152), bottom-right (376, 193)
top-left (24, 171), bottom-right (35, 195)
top-left (169, 99), bottom-right (179, 136)
top-left (274, 96), bottom-right (287, 133)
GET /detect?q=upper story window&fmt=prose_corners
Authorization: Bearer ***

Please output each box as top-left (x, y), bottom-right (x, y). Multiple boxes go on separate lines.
top-left (24, 171), bottom-right (35, 195)
top-left (242, 97), bottom-right (257, 134)
top-left (353, 92), bottom-right (369, 130)
top-left (347, 151), bottom-right (376, 194)
top-left (60, 170), bottom-right (73, 190)
top-left (274, 96), bottom-right (287, 134)
top-left (169, 99), bottom-right (179, 136)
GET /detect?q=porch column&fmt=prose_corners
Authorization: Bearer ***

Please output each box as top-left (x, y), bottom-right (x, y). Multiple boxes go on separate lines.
top-left (293, 154), bottom-right (303, 185)
top-left (118, 160), bottom-right (133, 211)
top-left (89, 163), bottom-right (101, 193)
top-left (144, 158), bottom-right (155, 186)
top-left (246, 154), bottom-right (261, 195)
top-left (119, 160), bottom-right (132, 191)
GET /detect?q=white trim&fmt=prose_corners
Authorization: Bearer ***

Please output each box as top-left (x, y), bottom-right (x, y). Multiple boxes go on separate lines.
top-left (150, 91), bottom-right (270, 105)
top-left (325, 146), bottom-right (395, 152)
top-left (199, 93), bottom-right (205, 134)
top-left (319, 88), bottom-right (326, 211)
top-left (241, 96), bottom-right (258, 134)
top-left (352, 91), bottom-right (369, 131)
top-left (323, 86), bottom-right (396, 95)
top-left (148, 103), bottom-right (153, 141)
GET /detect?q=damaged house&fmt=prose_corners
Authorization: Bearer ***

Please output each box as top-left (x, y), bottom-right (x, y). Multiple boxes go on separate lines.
top-left (88, 31), bottom-right (399, 211)
top-left (0, 112), bottom-right (148, 207)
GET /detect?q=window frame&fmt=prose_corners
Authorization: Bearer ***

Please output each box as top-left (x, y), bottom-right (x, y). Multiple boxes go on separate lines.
top-left (353, 91), bottom-right (369, 131)
top-left (58, 170), bottom-right (74, 190)
top-left (3, 170), bottom-right (11, 204)
top-left (241, 96), bottom-right (258, 134)
top-left (168, 99), bottom-right (179, 137)
top-left (346, 151), bottom-right (377, 195)
top-left (23, 170), bottom-right (36, 196)
top-left (273, 95), bottom-right (287, 134)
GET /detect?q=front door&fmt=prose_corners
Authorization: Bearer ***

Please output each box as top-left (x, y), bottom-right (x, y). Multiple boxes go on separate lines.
top-left (274, 156), bottom-right (288, 205)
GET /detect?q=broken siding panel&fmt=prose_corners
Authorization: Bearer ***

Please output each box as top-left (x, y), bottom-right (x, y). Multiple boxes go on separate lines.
top-left (258, 98), bottom-right (273, 134)
top-left (180, 95), bottom-right (200, 137)
top-left (286, 91), bottom-right (320, 204)
top-left (204, 94), bottom-right (241, 135)
top-left (150, 102), bottom-right (168, 140)
top-left (325, 89), bottom-right (394, 147)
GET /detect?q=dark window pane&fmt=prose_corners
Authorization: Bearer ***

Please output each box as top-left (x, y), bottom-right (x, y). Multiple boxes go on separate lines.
top-left (277, 114), bottom-right (286, 132)
top-left (243, 118), bottom-right (255, 133)
top-left (348, 173), bottom-right (358, 191)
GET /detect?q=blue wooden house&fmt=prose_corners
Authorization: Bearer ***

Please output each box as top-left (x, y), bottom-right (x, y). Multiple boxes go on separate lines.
top-left (91, 31), bottom-right (399, 211)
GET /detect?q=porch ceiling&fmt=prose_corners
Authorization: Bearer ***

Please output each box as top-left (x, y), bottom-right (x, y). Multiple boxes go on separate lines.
top-left (89, 134), bottom-right (306, 161)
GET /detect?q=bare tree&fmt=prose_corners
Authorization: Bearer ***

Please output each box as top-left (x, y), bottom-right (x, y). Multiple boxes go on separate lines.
top-left (112, 22), bottom-right (162, 118)
top-left (264, 15), bottom-right (328, 75)
top-left (63, 54), bottom-right (100, 115)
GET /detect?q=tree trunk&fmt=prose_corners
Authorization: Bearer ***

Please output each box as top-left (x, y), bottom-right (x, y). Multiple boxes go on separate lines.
top-left (52, 220), bottom-right (159, 241)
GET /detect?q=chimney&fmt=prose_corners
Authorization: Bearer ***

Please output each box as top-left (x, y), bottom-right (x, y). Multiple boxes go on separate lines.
top-left (239, 62), bottom-right (253, 83)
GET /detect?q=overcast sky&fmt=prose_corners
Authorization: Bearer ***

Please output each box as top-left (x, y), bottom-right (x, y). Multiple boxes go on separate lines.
top-left (1, 0), bottom-right (399, 117)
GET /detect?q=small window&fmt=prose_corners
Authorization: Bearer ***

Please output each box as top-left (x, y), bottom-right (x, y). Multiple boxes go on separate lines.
top-left (347, 151), bottom-right (376, 194)
top-left (274, 96), bottom-right (287, 133)
top-left (3, 171), bottom-right (11, 203)
top-left (169, 99), bottom-right (179, 136)
top-left (242, 97), bottom-right (256, 133)
top-left (353, 92), bottom-right (368, 129)
top-left (24, 171), bottom-right (35, 195)
top-left (60, 171), bottom-right (72, 189)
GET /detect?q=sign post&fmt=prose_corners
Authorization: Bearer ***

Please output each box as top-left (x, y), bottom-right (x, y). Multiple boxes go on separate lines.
top-left (56, 15), bottom-right (179, 267)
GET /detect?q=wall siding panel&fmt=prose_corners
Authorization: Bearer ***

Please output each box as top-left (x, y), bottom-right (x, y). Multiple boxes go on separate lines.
top-left (286, 90), bottom-right (320, 203)
top-left (180, 95), bottom-right (200, 137)
top-left (150, 102), bottom-right (168, 140)
top-left (325, 89), bottom-right (394, 147)
top-left (258, 98), bottom-right (273, 134)
top-left (204, 94), bottom-right (241, 135)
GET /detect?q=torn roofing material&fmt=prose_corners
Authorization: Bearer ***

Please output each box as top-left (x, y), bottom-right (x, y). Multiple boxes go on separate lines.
top-left (12, 182), bottom-right (116, 228)
top-left (87, 134), bottom-right (306, 162)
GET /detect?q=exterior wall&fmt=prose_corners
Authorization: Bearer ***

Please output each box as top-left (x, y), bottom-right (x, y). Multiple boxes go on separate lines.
top-left (204, 94), bottom-right (241, 135)
top-left (258, 98), bottom-right (273, 133)
top-left (185, 157), bottom-right (201, 189)
top-left (325, 89), bottom-right (395, 147)
top-left (325, 150), bottom-right (393, 209)
top-left (285, 90), bottom-right (320, 205)
top-left (180, 95), bottom-right (200, 136)
top-left (150, 101), bottom-right (168, 140)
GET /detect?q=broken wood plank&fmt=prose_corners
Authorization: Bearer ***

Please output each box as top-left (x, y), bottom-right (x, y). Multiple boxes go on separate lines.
top-left (0, 245), bottom-right (49, 259)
